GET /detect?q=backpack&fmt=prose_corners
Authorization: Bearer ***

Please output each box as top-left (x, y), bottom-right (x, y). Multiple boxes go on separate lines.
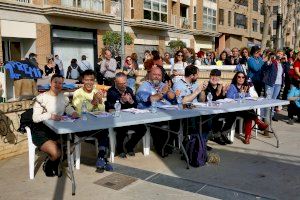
top-left (185, 133), bottom-right (207, 167)
top-left (18, 108), bottom-right (33, 133)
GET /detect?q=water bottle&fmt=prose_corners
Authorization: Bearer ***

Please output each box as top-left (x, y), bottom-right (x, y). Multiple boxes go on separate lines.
top-left (81, 100), bottom-right (87, 121)
top-left (266, 87), bottom-right (272, 100)
top-left (114, 100), bottom-right (121, 117)
top-left (150, 101), bottom-right (157, 113)
top-left (207, 92), bottom-right (213, 106)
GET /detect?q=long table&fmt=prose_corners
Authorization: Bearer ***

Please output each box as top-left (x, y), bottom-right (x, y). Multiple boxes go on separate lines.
top-left (44, 99), bottom-right (289, 195)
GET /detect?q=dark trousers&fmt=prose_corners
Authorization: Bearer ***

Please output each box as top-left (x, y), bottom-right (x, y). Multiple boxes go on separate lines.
top-left (114, 124), bottom-right (146, 153)
top-left (75, 130), bottom-right (109, 158)
top-left (253, 82), bottom-right (263, 97)
top-left (288, 101), bottom-right (300, 119)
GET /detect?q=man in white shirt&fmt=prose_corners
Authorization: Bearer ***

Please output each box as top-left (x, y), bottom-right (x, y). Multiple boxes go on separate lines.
top-left (100, 49), bottom-right (117, 86)
top-left (54, 55), bottom-right (64, 76)
top-left (78, 55), bottom-right (92, 72)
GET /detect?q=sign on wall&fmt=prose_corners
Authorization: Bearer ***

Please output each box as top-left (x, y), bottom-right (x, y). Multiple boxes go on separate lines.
top-left (4, 61), bottom-right (42, 80)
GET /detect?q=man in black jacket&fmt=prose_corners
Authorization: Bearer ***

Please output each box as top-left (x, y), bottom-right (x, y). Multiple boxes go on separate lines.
top-left (105, 72), bottom-right (146, 158)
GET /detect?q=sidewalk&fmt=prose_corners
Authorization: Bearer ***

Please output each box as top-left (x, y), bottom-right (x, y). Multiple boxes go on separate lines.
top-left (0, 111), bottom-right (299, 200)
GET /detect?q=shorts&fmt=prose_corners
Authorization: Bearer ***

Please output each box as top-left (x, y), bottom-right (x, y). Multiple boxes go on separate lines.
top-left (31, 122), bottom-right (59, 148)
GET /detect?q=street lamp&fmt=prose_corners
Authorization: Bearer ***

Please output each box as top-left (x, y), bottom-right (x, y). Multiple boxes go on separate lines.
top-left (121, 0), bottom-right (125, 70)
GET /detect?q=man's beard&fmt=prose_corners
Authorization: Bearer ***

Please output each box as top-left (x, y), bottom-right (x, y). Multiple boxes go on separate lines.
top-left (152, 79), bottom-right (161, 87)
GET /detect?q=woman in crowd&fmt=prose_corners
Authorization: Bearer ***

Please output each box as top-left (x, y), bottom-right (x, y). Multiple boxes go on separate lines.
top-left (205, 52), bottom-right (217, 65)
top-left (171, 50), bottom-right (188, 83)
top-left (240, 47), bottom-right (250, 65)
top-left (247, 46), bottom-right (264, 96)
top-left (44, 55), bottom-right (60, 76)
top-left (66, 58), bottom-right (81, 80)
top-left (185, 48), bottom-right (197, 65)
top-left (32, 74), bottom-right (79, 176)
top-left (216, 51), bottom-right (228, 66)
top-left (226, 72), bottom-right (269, 144)
top-left (163, 52), bottom-right (172, 65)
top-left (143, 50), bottom-right (152, 63)
top-left (123, 56), bottom-right (138, 91)
top-left (131, 52), bottom-right (138, 66)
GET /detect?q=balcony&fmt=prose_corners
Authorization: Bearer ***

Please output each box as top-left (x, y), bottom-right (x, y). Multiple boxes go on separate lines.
top-left (60, 0), bottom-right (104, 13)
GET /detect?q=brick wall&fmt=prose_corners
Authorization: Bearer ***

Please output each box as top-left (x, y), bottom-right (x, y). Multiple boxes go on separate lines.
top-left (133, 0), bottom-right (143, 20)
top-left (36, 24), bottom-right (51, 69)
top-left (0, 100), bottom-right (33, 160)
top-left (97, 30), bottom-right (105, 58)
top-left (32, 0), bottom-right (43, 5)
top-left (105, 0), bottom-right (111, 15)
top-left (158, 36), bottom-right (166, 55)
top-left (47, 0), bottom-right (61, 5)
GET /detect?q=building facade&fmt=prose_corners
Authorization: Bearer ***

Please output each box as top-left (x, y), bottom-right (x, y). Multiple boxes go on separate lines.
top-left (216, 0), bottom-right (265, 53)
top-left (0, 0), bottom-right (219, 71)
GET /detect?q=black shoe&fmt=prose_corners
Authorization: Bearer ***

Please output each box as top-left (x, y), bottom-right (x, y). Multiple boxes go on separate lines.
top-left (272, 117), bottom-right (278, 122)
top-left (213, 137), bottom-right (226, 145)
top-left (221, 132), bottom-right (233, 144)
top-left (118, 152), bottom-right (127, 158)
top-left (43, 158), bottom-right (55, 177)
top-left (206, 145), bottom-right (213, 151)
top-left (288, 119), bottom-right (294, 125)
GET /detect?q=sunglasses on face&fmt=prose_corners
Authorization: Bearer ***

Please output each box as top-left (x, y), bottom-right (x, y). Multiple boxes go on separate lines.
top-left (237, 76), bottom-right (245, 79)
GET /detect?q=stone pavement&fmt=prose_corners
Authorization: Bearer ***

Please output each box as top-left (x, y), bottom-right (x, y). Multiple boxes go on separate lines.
top-left (0, 111), bottom-right (299, 200)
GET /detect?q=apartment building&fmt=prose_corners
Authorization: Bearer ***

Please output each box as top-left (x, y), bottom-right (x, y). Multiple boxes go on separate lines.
top-left (0, 0), bottom-right (219, 72)
top-left (216, 0), bottom-right (265, 53)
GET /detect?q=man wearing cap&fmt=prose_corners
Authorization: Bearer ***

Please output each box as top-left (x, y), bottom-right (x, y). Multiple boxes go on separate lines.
top-left (200, 69), bottom-right (232, 146)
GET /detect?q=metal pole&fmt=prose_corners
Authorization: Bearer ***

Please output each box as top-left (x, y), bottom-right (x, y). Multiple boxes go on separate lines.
top-left (121, 0), bottom-right (125, 70)
top-left (276, 0), bottom-right (284, 49)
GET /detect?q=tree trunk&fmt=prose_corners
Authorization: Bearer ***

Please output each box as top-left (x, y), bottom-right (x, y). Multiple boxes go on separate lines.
top-left (294, 0), bottom-right (300, 50)
top-left (261, 0), bottom-right (270, 50)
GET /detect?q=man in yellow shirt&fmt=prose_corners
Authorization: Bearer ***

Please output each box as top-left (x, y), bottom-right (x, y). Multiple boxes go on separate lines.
top-left (72, 70), bottom-right (112, 172)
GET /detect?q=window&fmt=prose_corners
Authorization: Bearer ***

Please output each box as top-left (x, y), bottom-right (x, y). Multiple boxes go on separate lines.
top-left (207, 0), bottom-right (216, 2)
top-left (228, 11), bottom-right (231, 26)
top-left (203, 7), bottom-right (216, 31)
top-left (273, 20), bottom-right (277, 29)
top-left (252, 19), bottom-right (258, 32)
top-left (131, 0), bottom-right (134, 19)
top-left (235, 0), bottom-right (248, 7)
top-left (260, 22), bottom-right (264, 34)
top-left (234, 13), bottom-right (247, 29)
top-left (260, 3), bottom-right (264, 15)
top-left (253, 0), bottom-right (258, 11)
top-left (193, 6), bottom-right (197, 29)
top-left (273, 6), bottom-right (278, 14)
top-left (219, 9), bottom-right (224, 25)
top-left (143, 0), bottom-right (168, 23)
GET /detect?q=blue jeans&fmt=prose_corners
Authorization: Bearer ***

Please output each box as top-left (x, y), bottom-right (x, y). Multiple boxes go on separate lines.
top-left (264, 84), bottom-right (282, 116)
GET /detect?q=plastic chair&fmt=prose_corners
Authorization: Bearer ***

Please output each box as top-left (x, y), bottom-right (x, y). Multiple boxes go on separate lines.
top-left (218, 117), bottom-right (244, 142)
top-left (25, 126), bottom-right (37, 180)
top-left (74, 135), bottom-right (99, 170)
top-left (109, 127), bottom-right (151, 163)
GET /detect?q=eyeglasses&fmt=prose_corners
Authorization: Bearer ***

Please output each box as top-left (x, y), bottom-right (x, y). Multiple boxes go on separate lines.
top-left (237, 76), bottom-right (245, 79)
top-left (177, 54), bottom-right (183, 57)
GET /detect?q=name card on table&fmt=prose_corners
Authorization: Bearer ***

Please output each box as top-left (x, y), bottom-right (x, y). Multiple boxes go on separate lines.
top-left (5, 61), bottom-right (42, 79)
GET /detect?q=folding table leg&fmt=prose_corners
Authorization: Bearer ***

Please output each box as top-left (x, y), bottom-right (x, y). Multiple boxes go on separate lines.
top-left (108, 128), bottom-right (116, 163)
top-left (265, 108), bottom-right (280, 148)
top-left (179, 119), bottom-right (189, 169)
top-left (67, 133), bottom-right (76, 195)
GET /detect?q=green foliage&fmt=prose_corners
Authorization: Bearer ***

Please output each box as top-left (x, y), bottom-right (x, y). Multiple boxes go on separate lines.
top-left (102, 31), bottom-right (133, 56)
top-left (168, 40), bottom-right (186, 53)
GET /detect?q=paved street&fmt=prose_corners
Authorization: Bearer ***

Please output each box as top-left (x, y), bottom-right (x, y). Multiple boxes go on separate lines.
top-left (0, 110), bottom-right (299, 200)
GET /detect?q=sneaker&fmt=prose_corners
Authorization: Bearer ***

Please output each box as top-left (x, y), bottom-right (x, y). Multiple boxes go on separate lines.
top-left (104, 163), bottom-right (113, 171)
top-left (127, 152), bottom-right (135, 157)
top-left (118, 152), bottom-right (127, 158)
top-left (43, 158), bottom-right (55, 177)
top-left (213, 137), bottom-right (226, 145)
top-left (96, 157), bottom-right (106, 169)
top-left (288, 119), bottom-right (294, 125)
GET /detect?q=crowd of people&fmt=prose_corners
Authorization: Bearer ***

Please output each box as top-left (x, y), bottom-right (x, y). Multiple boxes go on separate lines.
top-left (26, 45), bottom-right (300, 177)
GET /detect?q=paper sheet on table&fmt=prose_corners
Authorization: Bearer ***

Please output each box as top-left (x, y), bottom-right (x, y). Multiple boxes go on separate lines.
top-left (244, 97), bottom-right (259, 101)
top-left (89, 111), bottom-right (112, 118)
top-left (216, 98), bottom-right (236, 103)
top-left (157, 105), bottom-right (179, 110)
top-left (122, 108), bottom-right (150, 114)
top-left (61, 116), bottom-right (76, 122)
top-left (192, 102), bottom-right (207, 107)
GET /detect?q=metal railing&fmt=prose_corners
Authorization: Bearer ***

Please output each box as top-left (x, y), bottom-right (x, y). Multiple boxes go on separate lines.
top-left (60, 0), bottom-right (104, 13)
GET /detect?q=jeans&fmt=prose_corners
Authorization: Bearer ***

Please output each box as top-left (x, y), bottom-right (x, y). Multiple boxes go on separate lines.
top-left (264, 84), bottom-right (282, 117)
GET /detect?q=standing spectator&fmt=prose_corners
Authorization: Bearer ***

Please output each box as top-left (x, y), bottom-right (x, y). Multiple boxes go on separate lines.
top-left (78, 55), bottom-right (92, 72)
top-left (66, 59), bottom-right (81, 80)
top-left (27, 53), bottom-right (38, 67)
top-left (225, 47), bottom-right (240, 65)
top-left (287, 79), bottom-right (300, 124)
top-left (94, 57), bottom-right (103, 84)
top-left (247, 46), bottom-right (264, 96)
top-left (44, 55), bottom-right (60, 76)
top-left (240, 48), bottom-right (250, 65)
top-left (131, 52), bottom-right (139, 66)
top-left (289, 50), bottom-right (300, 82)
top-left (163, 52), bottom-right (172, 65)
top-left (204, 52), bottom-right (217, 65)
top-left (105, 72), bottom-right (146, 158)
top-left (100, 49), bottom-right (117, 86)
top-left (143, 50), bottom-right (152, 63)
top-left (216, 51), bottom-right (228, 66)
top-left (171, 50), bottom-right (188, 83)
top-left (185, 48), bottom-right (197, 65)
top-left (123, 56), bottom-right (138, 91)
top-left (152, 50), bottom-right (163, 67)
top-left (196, 50), bottom-right (206, 65)
top-left (54, 55), bottom-right (64, 76)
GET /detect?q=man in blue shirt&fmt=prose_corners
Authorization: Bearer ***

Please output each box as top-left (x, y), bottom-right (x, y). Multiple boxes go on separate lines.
top-left (287, 79), bottom-right (300, 125)
top-left (136, 67), bottom-right (176, 108)
top-left (136, 67), bottom-right (176, 157)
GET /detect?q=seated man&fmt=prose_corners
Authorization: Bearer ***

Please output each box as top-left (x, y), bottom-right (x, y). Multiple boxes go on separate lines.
top-left (105, 72), bottom-right (146, 158)
top-left (200, 69), bottom-right (232, 145)
top-left (287, 79), bottom-right (300, 125)
top-left (136, 67), bottom-right (176, 157)
top-left (72, 69), bottom-right (112, 171)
